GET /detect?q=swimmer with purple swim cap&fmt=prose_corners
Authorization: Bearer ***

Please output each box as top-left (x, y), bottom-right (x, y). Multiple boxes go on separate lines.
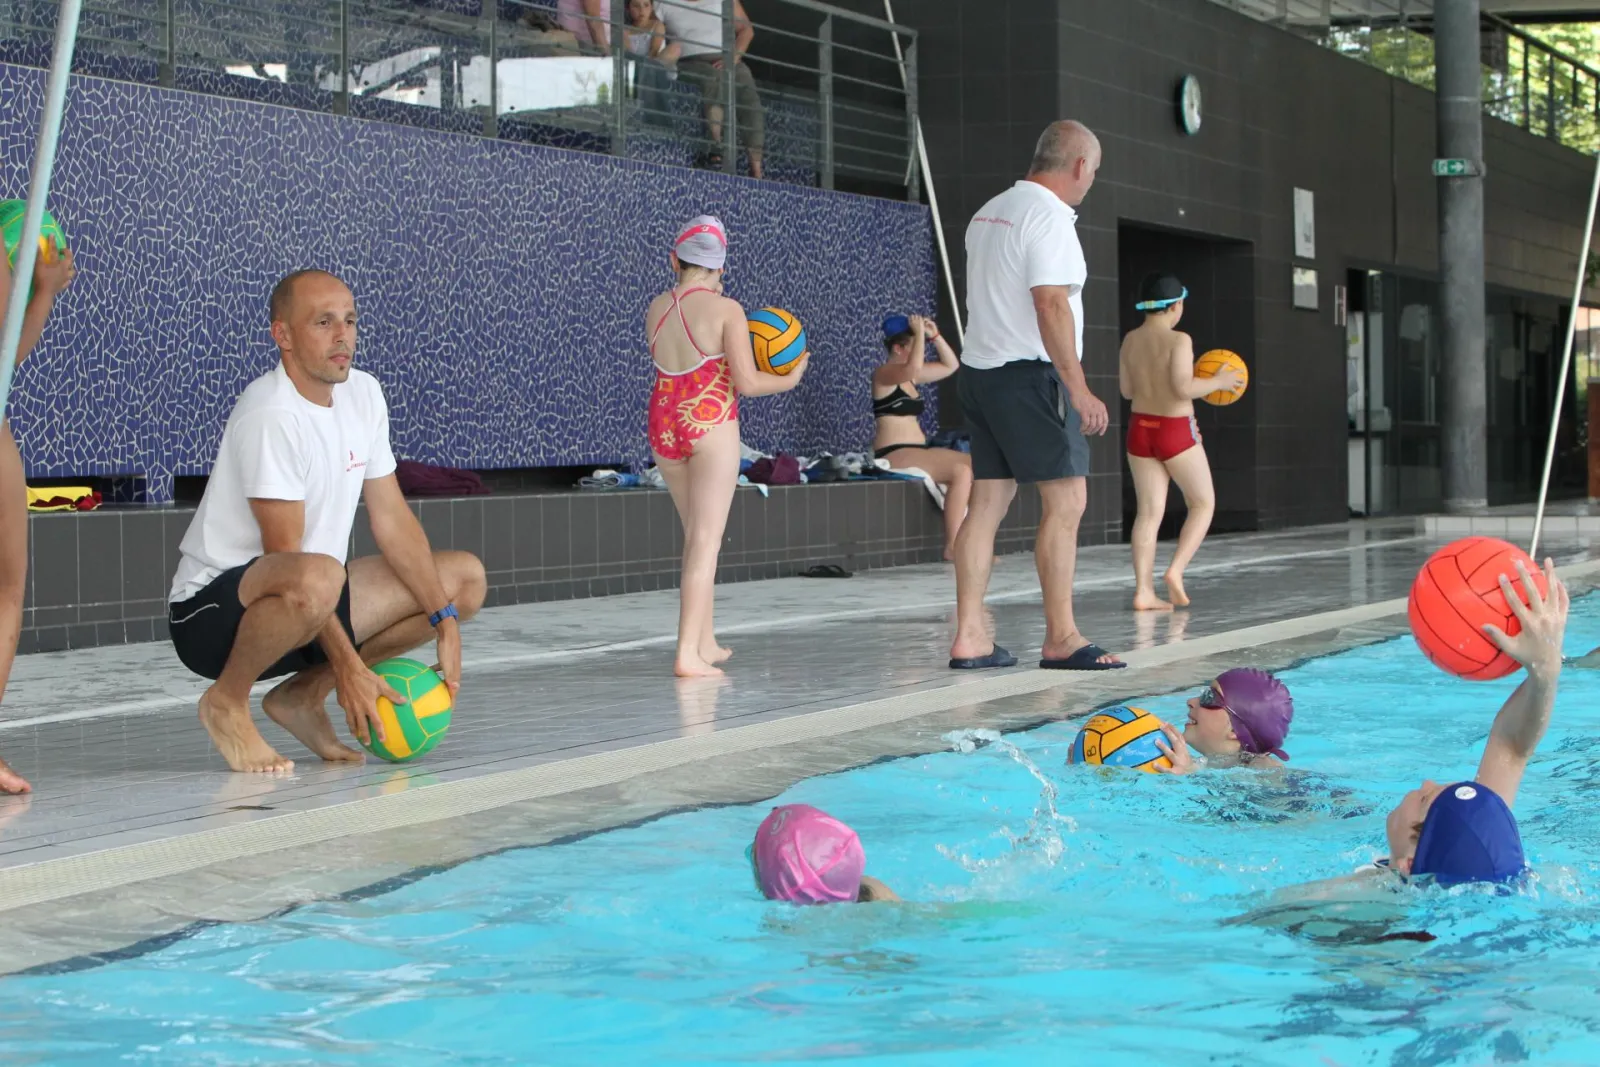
top-left (1152, 667), bottom-right (1294, 775)
top-left (750, 804), bottom-right (899, 904)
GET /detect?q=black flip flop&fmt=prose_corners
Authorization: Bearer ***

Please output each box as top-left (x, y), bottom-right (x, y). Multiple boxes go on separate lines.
top-left (1040, 643), bottom-right (1127, 671)
top-left (798, 563), bottom-right (852, 579)
top-left (949, 645), bottom-right (1018, 670)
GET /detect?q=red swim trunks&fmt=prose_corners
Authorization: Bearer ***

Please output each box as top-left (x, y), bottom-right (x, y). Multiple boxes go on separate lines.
top-left (1125, 413), bottom-right (1200, 462)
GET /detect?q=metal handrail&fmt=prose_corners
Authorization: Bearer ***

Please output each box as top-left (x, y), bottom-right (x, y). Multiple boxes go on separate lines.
top-left (0, 0), bottom-right (921, 197)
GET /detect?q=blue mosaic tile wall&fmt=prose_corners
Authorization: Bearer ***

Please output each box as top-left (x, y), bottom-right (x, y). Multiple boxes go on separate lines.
top-left (0, 61), bottom-right (935, 500)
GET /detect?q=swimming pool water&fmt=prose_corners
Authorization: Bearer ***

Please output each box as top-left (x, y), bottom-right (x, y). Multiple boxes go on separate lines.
top-left (9, 601), bottom-right (1600, 1066)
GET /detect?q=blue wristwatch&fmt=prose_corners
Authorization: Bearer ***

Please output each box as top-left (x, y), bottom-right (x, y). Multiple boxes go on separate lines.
top-left (429, 603), bottom-right (459, 628)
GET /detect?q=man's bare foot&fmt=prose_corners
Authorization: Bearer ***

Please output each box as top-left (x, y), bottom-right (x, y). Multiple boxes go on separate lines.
top-left (1132, 590), bottom-right (1174, 612)
top-left (0, 754), bottom-right (29, 794)
top-left (674, 653), bottom-right (724, 678)
top-left (199, 688), bottom-right (294, 773)
top-left (1164, 572), bottom-right (1191, 608)
top-left (263, 676), bottom-right (364, 763)
top-left (701, 643), bottom-right (733, 665)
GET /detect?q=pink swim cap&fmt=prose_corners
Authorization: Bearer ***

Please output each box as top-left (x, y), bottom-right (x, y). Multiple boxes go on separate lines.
top-left (674, 214), bottom-right (727, 270)
top-left (751, 804), bottom-right (865, 905)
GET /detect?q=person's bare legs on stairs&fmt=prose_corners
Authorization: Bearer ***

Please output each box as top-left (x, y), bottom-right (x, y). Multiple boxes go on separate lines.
top-left (199, 553), bottom-right (349, 773)
top-left (1128, 453), bottom-right (1173, 611)
top-left (0, 425), bottom-right (29, 794)
top-left (1037, 477), bottom-right (1122, 665)
top-left (1160, 445), bottom-right (1216, 608)
top-left (950, 478), bottom-right (1016, 660)
top-left (658, 420), bottom-right (741, 676)
top-left (260, 550), bottom-right (486, 761)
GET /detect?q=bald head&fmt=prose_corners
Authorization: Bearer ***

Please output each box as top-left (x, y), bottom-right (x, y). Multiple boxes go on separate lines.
top-left (269, 269), bottom-right (343, 325)
top-left (1029, 120), bottom-right (1100, 177)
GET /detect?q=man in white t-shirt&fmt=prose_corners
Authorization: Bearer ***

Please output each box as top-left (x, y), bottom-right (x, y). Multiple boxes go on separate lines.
top-left (948, 120), bottom-right (1125, 673)
top-left (168, 270), bottom-right (487, 774)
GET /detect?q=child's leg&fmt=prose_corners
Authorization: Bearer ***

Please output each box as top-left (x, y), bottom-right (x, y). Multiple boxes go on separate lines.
top-left (1127, 453), bottom-right (1171, 611)
top-left (1162, 445), bottom-right (1217, 608)
top-left (657, 422), bottom-right (740, 676)
top-left (0, 423), bottom-right (30, 793)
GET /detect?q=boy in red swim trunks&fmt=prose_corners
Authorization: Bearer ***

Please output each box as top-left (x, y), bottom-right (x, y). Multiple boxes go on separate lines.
top-left (1118, 273), bottom-right (1241, 611)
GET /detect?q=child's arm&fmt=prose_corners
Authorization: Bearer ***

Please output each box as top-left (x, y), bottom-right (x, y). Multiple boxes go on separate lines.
top-left (1118, 336), bottom-right (1132, 400)
top-left (723, 300), bottom-right (806, 396)
top-left (1170, 333), bottom-right (1236, 400)
top-left (858, 876), bottom-right (899, 902)
top-left (0, 238), bottom-right (74, 368)
top-left (1475, 559), bottom-right (1568, 809)
top-left (649, 18), bottom-right (667, 58)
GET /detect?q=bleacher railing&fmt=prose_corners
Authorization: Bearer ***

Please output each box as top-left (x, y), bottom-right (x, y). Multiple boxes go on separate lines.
top-left (1209, 0), bottom-right (1600, 155)
top-left (0, 0), bottom-right (920, 197)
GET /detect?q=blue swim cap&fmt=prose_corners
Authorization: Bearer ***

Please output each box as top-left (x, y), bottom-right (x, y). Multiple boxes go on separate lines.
top-left (882, 314), bottom-right (911, 339)
top-left (1411, 782), bottom-right (1525, 887)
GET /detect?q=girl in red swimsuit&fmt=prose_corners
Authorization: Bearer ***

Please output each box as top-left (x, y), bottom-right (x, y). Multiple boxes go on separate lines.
top-left (647, 215), bottom-right (807, 677)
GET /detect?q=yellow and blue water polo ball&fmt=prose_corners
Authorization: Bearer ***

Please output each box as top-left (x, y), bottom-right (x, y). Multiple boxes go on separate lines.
top-left (0, 198), bottom-right (67, 268)
top-left (364, 657), bottom-right (453, 763)
top-left (747, 307), bottom-right (807, 375)
top-left (1067, 705), bottom-right (1172, 773)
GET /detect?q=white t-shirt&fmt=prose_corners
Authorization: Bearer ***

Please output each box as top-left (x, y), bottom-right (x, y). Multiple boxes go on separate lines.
top-left (169, 365), bottom-right (398, 603)
top-left (961, 180), bottom-right (1087, 371)
top-left (658, 0), bottom-right (726, 58)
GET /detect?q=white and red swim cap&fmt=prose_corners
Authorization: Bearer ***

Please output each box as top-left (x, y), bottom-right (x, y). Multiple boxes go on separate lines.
top-left (674, 214), bottom-right (727, 270)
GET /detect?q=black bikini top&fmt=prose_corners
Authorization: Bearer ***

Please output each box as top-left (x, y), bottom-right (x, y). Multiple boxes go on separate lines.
top-left (873, 384), bottom-right (925, 418)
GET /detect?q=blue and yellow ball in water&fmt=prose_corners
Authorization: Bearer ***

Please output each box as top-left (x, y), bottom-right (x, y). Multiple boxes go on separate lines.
top-left (363, 657), bottom-right (453, 763)
top-left (1068, 705), bottom-right (1173, 773)
top-left (747, 307), bottom-right (807, 375)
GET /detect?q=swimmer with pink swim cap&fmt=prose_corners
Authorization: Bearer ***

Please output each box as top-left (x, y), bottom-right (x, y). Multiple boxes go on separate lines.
top-left (1153, 667), bottom-right (1295, 775)
top-left (750, 804), bottom-right (899, 904)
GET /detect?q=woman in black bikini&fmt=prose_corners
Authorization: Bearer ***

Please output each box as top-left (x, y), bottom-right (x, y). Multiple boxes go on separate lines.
top-left (871, 313), bottom-right (971, 559)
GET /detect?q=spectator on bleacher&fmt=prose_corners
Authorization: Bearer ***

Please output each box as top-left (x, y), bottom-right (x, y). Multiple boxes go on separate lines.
top-left (626, 0), bottom-right (681, 126)
top-left (555, 0), bottom-right (608, 48)
top-left (658, 0), bottom-right (766, 178)
top-left (0, 235), bottom-right (74, 795)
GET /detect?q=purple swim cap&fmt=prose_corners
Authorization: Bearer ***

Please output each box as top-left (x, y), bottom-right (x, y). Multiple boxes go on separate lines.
top-left (751, 804), bottom-right (865, 905)
top-left (1214, 667), bottom-right (1294, 760)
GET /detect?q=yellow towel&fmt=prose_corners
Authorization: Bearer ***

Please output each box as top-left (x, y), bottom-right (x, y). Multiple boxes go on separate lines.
top-left (26, 486), bottom-right (97, 511)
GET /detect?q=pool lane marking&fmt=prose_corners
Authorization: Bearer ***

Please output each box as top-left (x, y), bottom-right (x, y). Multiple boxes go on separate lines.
top-left (0, 532), bottom-right (1432, 732)
top-left (6, 561), bottom-right (1598, 913)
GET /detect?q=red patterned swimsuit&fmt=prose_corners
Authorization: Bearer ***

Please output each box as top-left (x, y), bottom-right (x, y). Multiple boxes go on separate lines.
top-left (647, 286), bottom-right (738, 461)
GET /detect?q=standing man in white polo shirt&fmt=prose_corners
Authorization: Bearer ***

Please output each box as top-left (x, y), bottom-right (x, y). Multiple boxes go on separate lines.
top-left (168, 270), bottom-right (487, 773)
top-left (948, 120), bottom-right (1125, 672)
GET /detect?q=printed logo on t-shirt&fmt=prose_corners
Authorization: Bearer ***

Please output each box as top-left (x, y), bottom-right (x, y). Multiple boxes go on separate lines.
top-left (346, 449), bottom-right (366, 472)
top-left (971, 216), bottom-right (1014, 228)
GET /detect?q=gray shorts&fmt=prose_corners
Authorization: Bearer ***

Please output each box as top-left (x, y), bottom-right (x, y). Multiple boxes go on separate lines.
top-left (957, 359), bottom-right (1090, 483)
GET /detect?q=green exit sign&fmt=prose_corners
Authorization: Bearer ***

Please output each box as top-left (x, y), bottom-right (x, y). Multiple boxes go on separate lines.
top-left (1432, 158), bottom-right (1485, 177)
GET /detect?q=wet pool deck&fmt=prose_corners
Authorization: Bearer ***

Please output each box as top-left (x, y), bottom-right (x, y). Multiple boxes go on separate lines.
top-left (1, 519), bottom-right (1589, 872)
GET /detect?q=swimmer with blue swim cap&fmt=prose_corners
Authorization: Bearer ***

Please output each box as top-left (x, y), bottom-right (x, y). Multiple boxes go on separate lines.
top-left (1378, 558), bottom-right (1567, 886)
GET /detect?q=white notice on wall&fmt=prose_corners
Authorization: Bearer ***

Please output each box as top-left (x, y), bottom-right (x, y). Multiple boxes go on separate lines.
top-left (1293, 188), bottom-right (1315, 260)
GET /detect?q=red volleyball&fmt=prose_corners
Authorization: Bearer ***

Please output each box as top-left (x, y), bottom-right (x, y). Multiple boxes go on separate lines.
top-left (1407, 537), bottom-right (1548, 681)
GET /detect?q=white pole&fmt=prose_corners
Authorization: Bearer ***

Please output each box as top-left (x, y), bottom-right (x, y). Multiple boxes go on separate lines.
top-left (0, 0), bottom-right (84, 421)
top-left (881, 0), bottom-right (963, 344)
top-left (1530, 142), bottom-right (1600, 559)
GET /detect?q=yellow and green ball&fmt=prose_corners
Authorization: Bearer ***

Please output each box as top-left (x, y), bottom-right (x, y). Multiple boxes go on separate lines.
top-left (0, 198), bottom-right (67, 269)
top-left (363, 657), bottom-right (453, 763)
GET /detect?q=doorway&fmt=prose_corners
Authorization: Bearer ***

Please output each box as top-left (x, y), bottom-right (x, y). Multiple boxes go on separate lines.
top-left (1116, 224), bottom-right (1257, 541)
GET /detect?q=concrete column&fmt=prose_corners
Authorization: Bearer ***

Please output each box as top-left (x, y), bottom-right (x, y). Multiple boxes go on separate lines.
top-left (1436, 0), bottom-right (1488, 512)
